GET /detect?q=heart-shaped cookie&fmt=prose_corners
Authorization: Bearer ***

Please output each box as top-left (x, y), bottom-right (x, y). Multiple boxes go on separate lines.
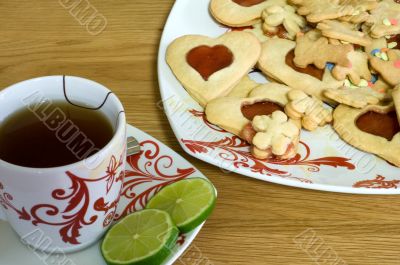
top-left (205, 82), bottom-right (292, 135)
top-left (166, 31), bottom-right (261, 107)
top-left (258, 38), bottom-right (343, 102)
top-left (206, 82), bottom-right (301, 159)
top-left (210, 0), bottom-right (286, 27)
top-left (333, 103), bottom-right (400, 167)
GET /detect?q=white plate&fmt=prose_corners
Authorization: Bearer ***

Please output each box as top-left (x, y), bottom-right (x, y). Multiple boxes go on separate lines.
top-left (0, 124), bottom-right (211, 265)
top-left (157, 0), bottom-right (400, 194)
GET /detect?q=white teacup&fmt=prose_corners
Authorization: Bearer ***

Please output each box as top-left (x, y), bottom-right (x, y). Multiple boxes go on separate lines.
top-left (0, 76), bottom-right (126, 253)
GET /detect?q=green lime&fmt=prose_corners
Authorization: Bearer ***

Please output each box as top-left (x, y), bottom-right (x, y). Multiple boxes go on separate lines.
top-left (146, 178), bottom-right (216, 233)
top-left (101, 209), bottom-right (179, 265)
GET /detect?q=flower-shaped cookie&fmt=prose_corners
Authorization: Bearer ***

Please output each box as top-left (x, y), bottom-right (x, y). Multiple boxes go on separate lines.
top-left (251, 111), bottom-right (300, 159)
top-left (285, 90), bottom-right (332, 131)
top-left (261, 4), bottom-right (306, 40)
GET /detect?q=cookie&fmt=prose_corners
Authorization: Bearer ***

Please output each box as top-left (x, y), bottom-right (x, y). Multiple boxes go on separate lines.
top-left (324, 85), bottom-right (386, 108)
top-left (341, 0), bottom-right (378, 10)
top-left (285, 89), bottom-right (332, 131)
top-left (331, 51), bottom-right (371, 84)
top-left (366, 0), bottom-right (400, 38)
top-left (333, 103), bottom-right (400, 167)
top-left (327, 38), bottom-right (343, 46)
top-left (317, 20), bottom-right (371, 47)
top-left (250, 111), bottom-right (300, 159)
top-left (261, 4), bottom-right (306, 40)
top-left (365, 36), bottom-right (387, 59)
top-left (209, 0), bottom-right (286, 27)
top-left (370, 49), bottom-right (400, 86)
top-left (386, 34), bottom-right (400, 50)
top-left (249, 82), bottom-right (296, 104)
top-left (206, 82), bottom-right (303, 159)
top-left (294, 30), bottom-right (353, 69)
top-left (205, 82), bottom-right (292, 136)
top-left (227, 75), bottom-right (260, 98)
top-left (393, 84), bottom-right (400, 125)
top-left (242, 22), bottom-right (287, 43)
top-left (373, 77), bottom-right (391, 94)
top-left (166, 31), bottom-right (261, 107)
top-left (338, 11), bottom-right (370, 24)
top-left (290, 0), bottom-right (377, 23)
top-left (242, 23), bottom-right (271, 42)
top-left (258, 38), bottom-right (342, 101)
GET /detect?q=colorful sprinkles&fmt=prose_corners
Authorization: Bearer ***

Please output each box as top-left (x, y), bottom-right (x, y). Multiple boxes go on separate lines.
top-left (383, 18), bottom-right (398, 26)
top-left (326, 62), bottom-right (335, 71)
top-left (371, 48), bottom-right (380, 56)
top-left (383, 18), bottom-right (391, 26)
top-left (390, 19), bottom-right (398, 26)
top-left (388, 42), bottom-right (397, 49)
top-left (371, 74), bottom-right (378, 84)
top-left (371, 48), bottom-right (389, 61)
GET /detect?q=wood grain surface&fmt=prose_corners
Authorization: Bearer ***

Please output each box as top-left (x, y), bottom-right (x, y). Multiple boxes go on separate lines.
top-left (1, 1), bottom-right (399, 264)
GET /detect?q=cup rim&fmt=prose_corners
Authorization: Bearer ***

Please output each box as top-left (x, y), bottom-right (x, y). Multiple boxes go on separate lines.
top-left (0, 75), bottom-right (126, 173)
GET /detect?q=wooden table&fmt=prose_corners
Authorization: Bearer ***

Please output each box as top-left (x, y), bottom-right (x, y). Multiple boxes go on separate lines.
top-left (1, 1), bottom-right (400, 264)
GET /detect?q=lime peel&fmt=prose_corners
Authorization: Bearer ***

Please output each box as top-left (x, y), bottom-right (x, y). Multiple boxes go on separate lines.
top-left (146, 178), bottom-right (217, 233)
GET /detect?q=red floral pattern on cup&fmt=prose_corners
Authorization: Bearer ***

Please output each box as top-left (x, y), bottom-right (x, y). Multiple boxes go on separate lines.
top-left (115, 140), bottom-right (195, 220)
top-left (94, 195), bottom-right (121, 228)
top-left (0, 182), bottom-right (31, 221)
top-left (28, 153), bottom-right (124, 245)
top-left (105, 154), bottom-right (125, 193)
top-left (30, 172), bottom-right (99, 245)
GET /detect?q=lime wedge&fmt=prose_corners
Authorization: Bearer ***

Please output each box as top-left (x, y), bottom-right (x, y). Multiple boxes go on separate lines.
top-left (101, 209), bottom-right (179, 265)
top-left (146, 178), bottom-right (216, 233)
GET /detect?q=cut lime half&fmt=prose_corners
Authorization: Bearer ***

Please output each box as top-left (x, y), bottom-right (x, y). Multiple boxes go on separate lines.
top-left (146, 178), bottom-right (216, 233)
top-left (101, 209), bottom-right (179, 265)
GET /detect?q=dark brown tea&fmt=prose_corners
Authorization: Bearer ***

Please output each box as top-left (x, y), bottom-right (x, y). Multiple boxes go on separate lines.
top-left (0, 100), bottom-right (114, 168)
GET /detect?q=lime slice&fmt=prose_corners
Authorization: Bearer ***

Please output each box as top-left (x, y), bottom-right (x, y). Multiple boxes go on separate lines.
top-left (146, 178), bottom-right (216, 233)
top-left (101, 209), bottom-right (179, 265)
